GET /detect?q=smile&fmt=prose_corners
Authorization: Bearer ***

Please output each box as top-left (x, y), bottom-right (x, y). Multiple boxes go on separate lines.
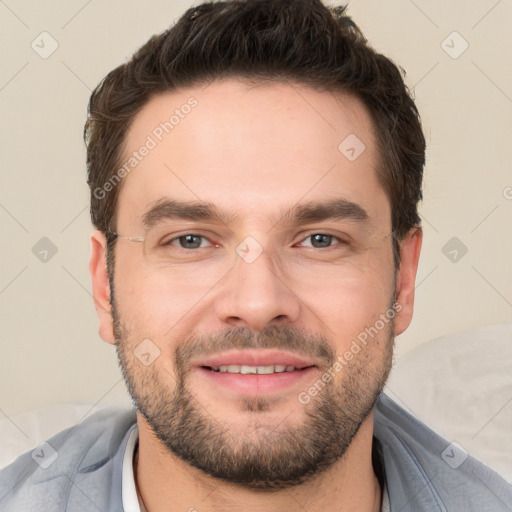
top-left (206, 364), bottom-right (310, 374)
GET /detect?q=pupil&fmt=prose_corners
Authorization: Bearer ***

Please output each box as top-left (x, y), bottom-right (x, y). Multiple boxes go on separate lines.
top-left (180, 235), bottom-right (201, 249)
top-left (312, 234), bottom-right (331, 248)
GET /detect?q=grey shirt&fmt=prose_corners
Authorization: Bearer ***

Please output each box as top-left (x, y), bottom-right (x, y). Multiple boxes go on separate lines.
top-left (1, 393), bottom-right (511, 511)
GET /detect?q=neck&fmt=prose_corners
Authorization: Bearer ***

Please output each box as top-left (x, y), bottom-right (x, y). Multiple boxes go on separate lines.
top-left (134, 412), bottom-right (382, 512)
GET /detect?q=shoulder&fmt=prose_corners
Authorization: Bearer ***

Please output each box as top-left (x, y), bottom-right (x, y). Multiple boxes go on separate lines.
top-left (374, 393), bottom-right (512, 511)
top-left (0, 407), bottom-right (136, 512)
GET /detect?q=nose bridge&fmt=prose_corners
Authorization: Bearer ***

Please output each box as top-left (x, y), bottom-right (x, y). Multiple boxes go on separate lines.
top-left (215, 242), bottom-right (301, 330)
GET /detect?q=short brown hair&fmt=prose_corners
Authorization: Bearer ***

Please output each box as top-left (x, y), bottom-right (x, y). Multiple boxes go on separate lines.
top-left (84, 0), bottom-right (425, 266)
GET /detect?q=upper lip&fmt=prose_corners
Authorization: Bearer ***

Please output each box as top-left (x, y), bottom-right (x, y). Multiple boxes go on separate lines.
top-left (194, 350), bottom-right (317, 369)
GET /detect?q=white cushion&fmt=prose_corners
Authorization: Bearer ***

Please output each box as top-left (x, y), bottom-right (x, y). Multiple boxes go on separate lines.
top-left (386, 321), bottom-right (512, 483)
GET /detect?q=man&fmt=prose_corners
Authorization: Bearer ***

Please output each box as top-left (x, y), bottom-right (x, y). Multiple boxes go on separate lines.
top-left (1, 0), bottom-right (511, 510)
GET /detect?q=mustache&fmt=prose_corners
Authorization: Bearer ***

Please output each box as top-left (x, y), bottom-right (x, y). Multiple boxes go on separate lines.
top-left (174, 325), bottom-right (336, 371)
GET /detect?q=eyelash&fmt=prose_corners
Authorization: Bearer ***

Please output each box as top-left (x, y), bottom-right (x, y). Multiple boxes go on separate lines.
top-left (164, 233), bottom-right (348, 250)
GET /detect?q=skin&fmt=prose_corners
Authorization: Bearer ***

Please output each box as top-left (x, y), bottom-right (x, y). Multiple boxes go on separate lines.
top-left (90, 79), bottom-right (422, 512)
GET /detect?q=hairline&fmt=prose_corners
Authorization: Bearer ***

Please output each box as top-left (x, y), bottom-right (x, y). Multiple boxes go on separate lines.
top-left (109, 76), bottom-right (394, 226)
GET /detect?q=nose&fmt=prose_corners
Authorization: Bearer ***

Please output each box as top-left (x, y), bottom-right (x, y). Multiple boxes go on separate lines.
top-left (213, 246), bottom-right (302, 332)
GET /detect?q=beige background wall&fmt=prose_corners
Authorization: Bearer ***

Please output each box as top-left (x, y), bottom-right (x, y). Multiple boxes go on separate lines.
top-left (1, 0), bottom-right (511, 417)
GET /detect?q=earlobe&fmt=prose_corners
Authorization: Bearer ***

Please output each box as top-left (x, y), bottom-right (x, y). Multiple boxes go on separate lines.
top-left (393, 227), bottom-right (423, 336)
top-left (89, 230), bottom-right (116, 345)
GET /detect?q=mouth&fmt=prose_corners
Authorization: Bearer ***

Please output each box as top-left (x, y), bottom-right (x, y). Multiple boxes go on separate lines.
top-left (203, 364), bottom-right (314, 374)
top-left (193, 350), bottom-right (319, 396)
top-left (194, 349), bottom-right (317, 370)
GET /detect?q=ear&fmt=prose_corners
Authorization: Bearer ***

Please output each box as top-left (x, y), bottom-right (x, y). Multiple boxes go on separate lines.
top-left (89, 230), bottom-right (116, 345)
top-left (393, 227), bottom-right (423, 336)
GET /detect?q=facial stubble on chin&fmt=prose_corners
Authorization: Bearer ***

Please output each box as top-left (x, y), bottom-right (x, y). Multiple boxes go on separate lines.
top-left (111, 286), bottom-right (395, 490)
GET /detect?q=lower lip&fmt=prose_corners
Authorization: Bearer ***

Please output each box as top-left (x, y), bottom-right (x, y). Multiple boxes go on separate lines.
top-left (196, 366), bottom-right (318, 395)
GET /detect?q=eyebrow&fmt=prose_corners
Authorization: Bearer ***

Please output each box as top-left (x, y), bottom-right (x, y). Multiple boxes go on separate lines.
top-left (142, 199), bottom-right (239, 229)
top-left (141, 197), bottom-right (369, 230)
top-left (281, 198), bottom-right (368, 225)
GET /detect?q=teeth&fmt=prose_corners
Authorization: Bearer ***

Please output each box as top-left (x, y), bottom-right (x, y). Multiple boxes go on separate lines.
top-left (211, 364), bottom-right (297, 374)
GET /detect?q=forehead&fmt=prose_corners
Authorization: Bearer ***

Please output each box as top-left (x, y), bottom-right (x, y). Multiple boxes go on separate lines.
top-left (116, 79), bottom-right (389, 230)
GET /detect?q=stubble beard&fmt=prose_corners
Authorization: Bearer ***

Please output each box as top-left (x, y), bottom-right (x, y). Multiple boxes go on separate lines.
top-left (113, 304), bottom-right (394, 490)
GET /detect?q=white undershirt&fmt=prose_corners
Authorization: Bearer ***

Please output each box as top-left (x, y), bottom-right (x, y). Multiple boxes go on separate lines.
top-left (122, 425), bottom-right (141, 512)
top-left (121, 425), bottom-right (390, 512)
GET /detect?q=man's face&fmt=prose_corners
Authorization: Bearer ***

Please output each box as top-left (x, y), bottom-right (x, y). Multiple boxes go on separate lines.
top-left (94, 79), bottom-right (417, 489)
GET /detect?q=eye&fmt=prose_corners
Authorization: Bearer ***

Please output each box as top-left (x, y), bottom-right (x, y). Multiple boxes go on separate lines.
top-left (167, 234), bottom-right (213, 250)
top-left (298, 233), bottom-right (344, 249)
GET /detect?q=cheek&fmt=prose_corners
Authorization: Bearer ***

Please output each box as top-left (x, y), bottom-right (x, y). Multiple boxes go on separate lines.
top-left (113, 254), bottom-right (210, 342)
top-left (303, 259), bottom-right (394, 349)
